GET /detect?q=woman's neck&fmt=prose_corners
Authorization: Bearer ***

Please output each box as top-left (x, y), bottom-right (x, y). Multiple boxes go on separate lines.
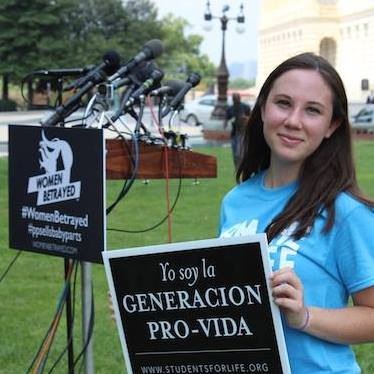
top-left (264, 162), bottom-right (300, 188)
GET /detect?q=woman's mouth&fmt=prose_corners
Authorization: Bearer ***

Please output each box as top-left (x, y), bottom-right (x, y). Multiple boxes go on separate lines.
top-left (278, 133), bottom-right (303, 145)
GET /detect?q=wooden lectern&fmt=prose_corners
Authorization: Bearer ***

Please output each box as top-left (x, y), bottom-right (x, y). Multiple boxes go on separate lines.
top-left (106, 139), bottom-right (217, 179)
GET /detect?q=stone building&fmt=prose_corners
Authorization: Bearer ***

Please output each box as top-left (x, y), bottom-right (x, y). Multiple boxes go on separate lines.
top-left (257, 0), bottom-right (374, 102)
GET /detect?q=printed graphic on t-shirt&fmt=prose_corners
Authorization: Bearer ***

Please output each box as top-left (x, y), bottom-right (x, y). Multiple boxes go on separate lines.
top-left (220, 219), bottom-right (300, 270)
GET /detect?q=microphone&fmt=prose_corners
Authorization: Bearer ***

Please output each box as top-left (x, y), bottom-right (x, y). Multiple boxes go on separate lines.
top-left (68, 50), bottom-right (120, 90)
top-left (150, 80), bottom-right (185, 97)
top-left (108, 39), bottom-right (164, 82)
top-left (123, 68), bottom-right (164, 108)
top-left (112, 76), bottom-right (132, 89)
top-left (109, 68), bottom-right (164, 124)
top-left (41, 52), bottom-right (120, 127)
top-left (161, 72), bottom-right (201, 117)
top-left (112, 60), bottom-right (155, 90)
top-left (40, 81), bottom-right (97, 126)
top-left (30, 67), bottom-right (91, 78)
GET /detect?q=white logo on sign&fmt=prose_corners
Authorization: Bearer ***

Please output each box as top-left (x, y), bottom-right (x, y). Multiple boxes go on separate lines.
top-left (27, 131), bottom-right (81, 206)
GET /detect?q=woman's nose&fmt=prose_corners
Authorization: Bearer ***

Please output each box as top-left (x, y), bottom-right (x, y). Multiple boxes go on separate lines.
top-left (284, 108), bottom-right (302, 129)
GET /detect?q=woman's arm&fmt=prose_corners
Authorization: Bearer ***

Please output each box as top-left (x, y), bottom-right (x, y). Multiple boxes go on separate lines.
top-left (271, 267), bottom-right (374, 344)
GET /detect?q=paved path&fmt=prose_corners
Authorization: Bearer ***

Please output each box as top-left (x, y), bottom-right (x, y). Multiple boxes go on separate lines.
top-left (0, 110), bottom-right (204, 156)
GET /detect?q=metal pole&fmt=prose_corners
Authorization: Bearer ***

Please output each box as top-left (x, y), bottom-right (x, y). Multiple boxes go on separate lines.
top-left (64, 258), bottom-right (75, 374)
top-left (211, 15), bottom-right (229, 119)
top-left (81, 261), bottom-right (95, 374)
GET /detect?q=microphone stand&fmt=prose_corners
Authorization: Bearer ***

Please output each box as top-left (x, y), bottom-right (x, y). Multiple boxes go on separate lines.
top-left (158, 96), bottom-right (167, 134)
top-left (127, 107), bottom-right (150, 139)
top-left (109, 84), bottom-right (137, 124)
top-left (134, 96), bottom-right (146, 137)
top-left (42, 79), bottom-right (99, 127)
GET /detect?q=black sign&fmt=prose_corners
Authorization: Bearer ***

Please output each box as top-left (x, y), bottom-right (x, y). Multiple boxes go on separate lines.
top-left (103, 236), bottom-right (290, 373)
top-left (8, 124), bottom-right (105, 263)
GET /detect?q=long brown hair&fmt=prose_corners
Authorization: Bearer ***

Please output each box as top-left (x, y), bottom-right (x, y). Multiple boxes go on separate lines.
top-left (236, 52), bottom-right (374, 241)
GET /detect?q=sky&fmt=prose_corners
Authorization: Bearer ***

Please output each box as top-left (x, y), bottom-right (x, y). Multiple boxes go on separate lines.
top-left (155, 0), bottom-right (261, 66)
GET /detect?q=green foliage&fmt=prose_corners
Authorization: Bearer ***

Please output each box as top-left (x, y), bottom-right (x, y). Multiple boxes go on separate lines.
top-left (0, 0), bottom-right (77, 77)
top-left (229, 77), bottom-right (255, 89)
top-left (158, 15), bottom-right (216, 85)
top-left (0, 98), bottom-right (17, 111)
top-left (1, 141), bottom-right (374, 372)
top-left (0, 0), bottom-right (215, 87)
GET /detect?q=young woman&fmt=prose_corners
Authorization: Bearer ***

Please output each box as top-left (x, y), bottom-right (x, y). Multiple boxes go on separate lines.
top-left (219, 53), bottom-right (374, 373)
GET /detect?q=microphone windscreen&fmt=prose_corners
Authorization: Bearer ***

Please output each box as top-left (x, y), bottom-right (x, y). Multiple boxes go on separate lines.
top-left (150, 68), bottom-right (164, 82)
top-left (103, 50), bottom-right (121, 74)
top-left (144, 39), bottom-right (164, 59)
top-left (188, 72), bottom-right (201, 87)
top-left (129, 61), bottom-right (156, 85)
top-left (165, 80), bottom-right (185, 96)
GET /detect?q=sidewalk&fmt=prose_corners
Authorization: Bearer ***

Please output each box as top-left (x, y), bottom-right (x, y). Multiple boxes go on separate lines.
top-left (0, 110), bottom-right (46, 125)
top-left (0, 110), bottom-right (204, 157)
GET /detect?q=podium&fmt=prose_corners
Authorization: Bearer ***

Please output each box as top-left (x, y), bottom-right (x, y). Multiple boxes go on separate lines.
top-left (105, 139), bottom-right (217, 179)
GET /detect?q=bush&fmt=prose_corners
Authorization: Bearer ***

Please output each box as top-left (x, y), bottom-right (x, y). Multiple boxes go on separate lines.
top-left (0, 98), bottom-right (17, 111)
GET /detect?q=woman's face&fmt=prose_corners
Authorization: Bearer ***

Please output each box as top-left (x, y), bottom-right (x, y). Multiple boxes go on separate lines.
top-left (261, 69), bottom-right (339, 171)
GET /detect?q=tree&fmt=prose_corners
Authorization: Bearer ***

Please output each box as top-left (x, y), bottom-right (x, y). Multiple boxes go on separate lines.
top-left (0, 0), bottom-right (215, 101)
top-left (0, 0), bottom-right (162, 80)
top-left (158, 15), bottom-right (215, 86)
top-left (228, 78), bottom-right (255, 89)
top-left (0, 0), bottom-right (77, 79)
top-left (0, 0), bottom-right (78, 102)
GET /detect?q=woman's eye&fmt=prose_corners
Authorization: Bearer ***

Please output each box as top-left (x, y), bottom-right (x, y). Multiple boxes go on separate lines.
top-left (276, 100), bottom-right (289, 107)
top-left (306, 106), bottom-right (321, 114)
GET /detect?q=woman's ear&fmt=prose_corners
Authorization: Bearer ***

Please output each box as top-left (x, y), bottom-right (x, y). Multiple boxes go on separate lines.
top-left (325, 119), bottom-right (341, 138)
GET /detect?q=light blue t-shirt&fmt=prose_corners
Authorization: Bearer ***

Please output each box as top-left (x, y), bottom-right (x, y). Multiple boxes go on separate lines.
top-left (219, 171), bottom-right (374, 374)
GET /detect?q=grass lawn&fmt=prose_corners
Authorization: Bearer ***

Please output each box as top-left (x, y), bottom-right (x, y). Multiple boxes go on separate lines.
top-left (0, 141), bottom-right (373, 373)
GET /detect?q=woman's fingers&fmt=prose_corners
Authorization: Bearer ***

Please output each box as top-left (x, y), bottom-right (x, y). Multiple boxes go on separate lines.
top-left (272, 282), bottom-right (301, 300)
top-left (270, 267), bottom-right (308, 329)
top-left (271, 267), bottom-right (302, 289)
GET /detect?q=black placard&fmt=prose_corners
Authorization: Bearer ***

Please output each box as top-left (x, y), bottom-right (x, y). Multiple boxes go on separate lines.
top-left (8, 124), bottom-right (105, 263)
top-left (103, 236), bottom-right (290, 373)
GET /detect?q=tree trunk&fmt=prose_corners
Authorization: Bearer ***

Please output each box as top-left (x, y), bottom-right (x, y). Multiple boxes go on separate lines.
top-left (27, 79), bottom-right (33, 109)
top-left (2, 73), bottom-right (9, 100)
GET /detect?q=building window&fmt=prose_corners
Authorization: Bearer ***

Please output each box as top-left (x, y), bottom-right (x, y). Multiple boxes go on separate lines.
top-left (319, 37), bottom-right (337, 67)
top-left (364, 23), bottom-right (369, 37)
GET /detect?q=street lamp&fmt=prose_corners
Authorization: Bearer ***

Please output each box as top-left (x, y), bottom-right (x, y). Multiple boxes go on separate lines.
top-left (204, 1), bottom-right (245, 120)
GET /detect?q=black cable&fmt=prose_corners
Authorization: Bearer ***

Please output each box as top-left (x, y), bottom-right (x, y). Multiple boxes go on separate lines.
top-left (20, 73), bottom-right (58, 110)
top-left (106, 137), bottom-right (137, 214)
top-left (26, 287), bottom-right (68, 373)
top-left (105, 101), bottom-right (167, 216)
top-left (46, 261), bottom-right (80, 373)
top-left (62, 110), bottom-right (97, 126)
top-left (107, 174), bottom-right (182, 234)
top-left (43, 260), bottom-right (79, 372)
top-left (72, 287), bottom-right (95, 370)
top-left (0, 250), bottom-right (21, 284)
top-left (20, 73), bottom-right (36, 107)
top-left (105, 126), bottom-right (133, 137)
top-left (106, 125), bottom-right (140, 215)
top-left (26, 260), bottom-right (77, 373)
top-left (21, 76), bottom-right (30, 105)
top-left (107, 149), bottom-right (183, 234)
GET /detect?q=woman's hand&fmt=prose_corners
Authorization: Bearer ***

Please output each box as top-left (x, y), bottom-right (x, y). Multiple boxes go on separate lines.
top-left (271, 266), bottom-right (309, 330)
top-left (271, 269), bottom-right (374, 343)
